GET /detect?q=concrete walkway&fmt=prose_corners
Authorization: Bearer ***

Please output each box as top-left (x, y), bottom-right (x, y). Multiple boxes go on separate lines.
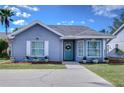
top-left (0, 62), bottom-right (113, 87)
top-left (62, 62), bottom-right (113, 87)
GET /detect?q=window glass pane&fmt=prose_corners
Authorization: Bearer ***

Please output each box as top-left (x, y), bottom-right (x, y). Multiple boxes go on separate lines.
top-left (87, 41), bottom-right (100, 57)
top-left (39, 49), bottom-right (44, 56)
top-left (77, 41), bottom-right (83, 56)
top-left (32, 49), bottom-right (36, 55)
top-left (31, 41), bottom-right (44, 56)
top-left (32, 42), bottom-right (44, 48)
top-left (32, 42), bottom-right (35, 48)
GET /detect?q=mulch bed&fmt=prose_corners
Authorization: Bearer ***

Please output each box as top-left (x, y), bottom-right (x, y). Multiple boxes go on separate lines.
top-left (31, 61), bottom-right (62, 64)
top-left (108, 58), bottom-right (124, 64)
top-left (2, 61), bottom-right (62, 64)
top-left (1, 62), bottom-right (31, 64)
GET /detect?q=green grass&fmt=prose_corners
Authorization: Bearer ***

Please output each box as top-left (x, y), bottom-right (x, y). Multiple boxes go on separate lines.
top-left (0, 58), bottom-right (10, 63)
top-left (83, 64), bottom-right (124, 87)
top-left (0, 59), bottom-right (65, 69)
top-left (0, 64), bottom-right (66, 69)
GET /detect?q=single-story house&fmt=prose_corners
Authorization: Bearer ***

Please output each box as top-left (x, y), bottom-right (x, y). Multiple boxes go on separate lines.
top-left (8, 20), bottom-right (114, 62)
top-left (107, 24), bottom-right (124, 58)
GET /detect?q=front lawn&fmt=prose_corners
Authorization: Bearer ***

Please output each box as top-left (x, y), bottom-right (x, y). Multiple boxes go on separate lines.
top-left (0, 58), bottom-right (10, 63)
top-left (0, 64), bottom-right (66, 69)
top-left (0, 59), bottom-right (65, 69)
top-left (83, 64), bottom-right (124, 87)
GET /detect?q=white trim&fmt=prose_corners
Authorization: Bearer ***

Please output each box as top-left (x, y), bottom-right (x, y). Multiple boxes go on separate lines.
top-left (103, 39), bottom-right (106, 61)
top-left (8, 20), bottom-right (63, 39)
top-left (113, 23), bottom-right (124, 35)
top-left (10, 40), bottom-right (13, 57)
top-left (26, 41), bottom-right (31, 56)
top-left (77, 40), bottom-right (84, 57)
top-left (60, 35), bottom-right (115, 39)
top-left (44, 41), bottom-right (49, 56)
top-left (86, 40), bottom-right (102, 58)
top-left (62, 40), bottom-right (64, 61)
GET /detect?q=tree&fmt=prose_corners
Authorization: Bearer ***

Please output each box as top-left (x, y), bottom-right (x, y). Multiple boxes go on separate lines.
top-left (99, 29), bottom-right (109, 34)
top-left (0, 39), bottom-right (8, 58)
top-left (0, 39), bottom-right (8, 53)
top-left (0, 9), bottom-right (14, 35)
top-left (99, 29), bottom-right (106, 34)
top-left (12, 27), bottom-right (21, 32)
top-left (109, 12), bottom-right (124, 34)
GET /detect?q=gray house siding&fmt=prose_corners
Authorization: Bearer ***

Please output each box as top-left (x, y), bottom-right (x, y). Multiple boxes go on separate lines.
top-left (75, 39), bottom-right (104, 62)
top-left (11, 24), bottom-right (62, 62)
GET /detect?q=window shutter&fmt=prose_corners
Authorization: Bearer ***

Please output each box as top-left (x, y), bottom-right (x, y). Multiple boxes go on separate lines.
top-left (45, 41), bottom-right (49, 56)
top-left (26, 41), bottom-right (31, 56)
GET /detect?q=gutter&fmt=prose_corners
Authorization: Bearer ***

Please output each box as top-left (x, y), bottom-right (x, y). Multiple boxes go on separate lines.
top-left (60, 35), bottom-right (115, 39)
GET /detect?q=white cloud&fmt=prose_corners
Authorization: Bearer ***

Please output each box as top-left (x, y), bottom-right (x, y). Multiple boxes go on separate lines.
top-left (3, 5), bottom-right (9, 9)
top-left (13, 20), bottom-right (27, 26)
top-left (80, 21), bottom-right (85, 24)
top-left (62, 21), bottom-right (66, 23)
top-left (9, 28), bottom-right (15, 32)
top-left (57, 22), bottom-right (61, 25)
top-left (69, 20), bottom-right (74, 25)
top-left (10, 7), bottom-right (20, 12)
top-left (3, 6), bottom-right (31, 18)
top-left (17, 5), bottom-right (39, 11)
top-left (92, 5), bottom-right (124, 18)
top-left (16, 12), bottom-right (31, 18)
top-left (3, 6), bottom-right (20, 12)
top-left (88, 19), bottom-right (95, 23)
top-left (57, 20), bottom-right (75, 25)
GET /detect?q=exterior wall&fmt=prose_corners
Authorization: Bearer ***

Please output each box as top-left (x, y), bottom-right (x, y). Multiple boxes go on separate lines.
top-left (11, 24), bottom-right (62, 62)
top-left (75, 39), bottom-right (105, 62)
top-left (107, 28), bottom-right (124, 57)
top-left (108, 28), bottom-right (124, 52)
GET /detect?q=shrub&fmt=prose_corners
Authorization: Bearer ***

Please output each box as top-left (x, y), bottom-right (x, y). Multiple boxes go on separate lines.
top-left (83, 56), bottom-right (87, 60)
top-left (0, 52), bottom-right (9, 58)
top-left (0, 39), bottom-right (9, 58)
top-left (115, 48), bottom-right (124, 55)
top-left (104, 57), bottom-right (109, 60)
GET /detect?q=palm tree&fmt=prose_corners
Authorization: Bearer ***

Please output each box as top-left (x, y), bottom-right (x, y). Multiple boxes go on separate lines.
top-left (0, 9), bottom-right (14, 35)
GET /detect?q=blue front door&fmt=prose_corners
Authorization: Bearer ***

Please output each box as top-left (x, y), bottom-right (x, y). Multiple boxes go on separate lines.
top-left (63, 40), bottom-right (74, 61)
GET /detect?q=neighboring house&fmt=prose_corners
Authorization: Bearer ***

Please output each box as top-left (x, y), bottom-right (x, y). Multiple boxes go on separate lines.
top-left (107, 24), bottom-right (124, 58)
top-left (8, 20), bottom-right (114, 62)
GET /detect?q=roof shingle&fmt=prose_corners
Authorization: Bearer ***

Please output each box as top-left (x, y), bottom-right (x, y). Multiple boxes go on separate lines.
top-left (48, 25), bottom-right (111, 37)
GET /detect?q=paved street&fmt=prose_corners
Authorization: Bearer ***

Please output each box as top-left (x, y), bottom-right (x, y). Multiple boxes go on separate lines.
top-left (0, 63), bottom-right (113, 87)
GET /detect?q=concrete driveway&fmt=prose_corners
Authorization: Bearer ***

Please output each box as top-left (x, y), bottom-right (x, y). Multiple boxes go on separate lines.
top-left (0, 63), bottom-right (113, 87)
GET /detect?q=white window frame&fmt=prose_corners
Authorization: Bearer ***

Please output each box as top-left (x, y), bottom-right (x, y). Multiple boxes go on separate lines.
top-left (86, 40), bottom-right (102, 58)
top-left (30, 40), bottom-right (45, 57)
top-left (77, 40), bottom-right (84, 57)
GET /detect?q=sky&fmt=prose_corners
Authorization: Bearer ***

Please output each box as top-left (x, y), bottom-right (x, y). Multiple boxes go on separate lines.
top-left (0, 5), bottom-right (124, 32)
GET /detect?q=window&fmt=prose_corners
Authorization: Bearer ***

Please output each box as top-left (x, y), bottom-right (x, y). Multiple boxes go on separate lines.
top-left (87, 40), bottom-right (101, 57)
top-left (77, 40), bottom-right (84, 56)
top-left (115, 44), bottom-right (118, 48)
top-left (31, 41), bottom-right (44, 56)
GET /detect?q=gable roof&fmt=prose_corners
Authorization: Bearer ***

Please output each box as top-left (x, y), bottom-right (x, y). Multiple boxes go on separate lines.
top-left (48, 25), bottom-right (114, 39)
top-left (112, 24), bottom-right (124, 36)
top-left (8, 20), bottom-right (114, 39)
top-left (8, 20), bottom-right (64, 39)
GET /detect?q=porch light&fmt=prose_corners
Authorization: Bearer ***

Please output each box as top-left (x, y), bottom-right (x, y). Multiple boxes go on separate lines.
top-left (36, 37), bottom-right (39, 40)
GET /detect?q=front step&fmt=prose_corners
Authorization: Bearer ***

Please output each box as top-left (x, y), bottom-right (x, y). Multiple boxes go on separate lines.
top-left (62, 61), bottom-right (80, 65)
